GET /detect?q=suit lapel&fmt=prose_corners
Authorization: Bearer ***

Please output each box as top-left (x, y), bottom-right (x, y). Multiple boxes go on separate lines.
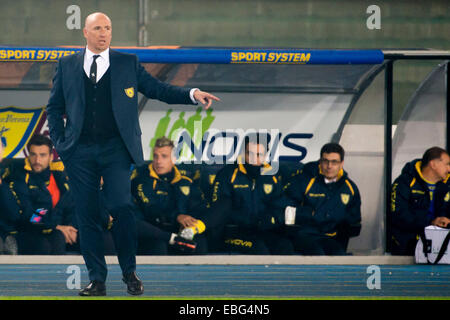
top-left (74, 49), bottom-right (86, 111)
top-left (109, 49), bottom-right (120, 112)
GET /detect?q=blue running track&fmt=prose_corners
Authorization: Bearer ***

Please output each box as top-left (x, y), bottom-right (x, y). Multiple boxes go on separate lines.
top-left (0, 264), bottom-right (449, 298)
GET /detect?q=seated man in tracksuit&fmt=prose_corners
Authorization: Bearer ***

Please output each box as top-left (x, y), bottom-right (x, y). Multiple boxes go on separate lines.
top-left (389, 146), bottom-right (450, 255)
top-left (131, 136), bottom-right (208, 255)
top-left (0, 138), bottom-right (20, 254)
top-left (283, 143), bottom-right (362, 255)
top-left (208, 133), bottom-right (294, 255)
top-left (8, 134), bottom-right (77, 255)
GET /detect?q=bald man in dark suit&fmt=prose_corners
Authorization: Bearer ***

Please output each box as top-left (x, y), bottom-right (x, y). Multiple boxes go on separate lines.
top-left (46, 12), bottom-right (219, 296)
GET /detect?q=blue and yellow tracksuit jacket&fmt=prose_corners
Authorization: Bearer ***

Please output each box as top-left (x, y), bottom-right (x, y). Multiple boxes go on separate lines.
top-left (283, 161), bottom-right (362, 238)
top-left (210, 160), bottom-right (289, 230)
top-left (434, 175), bottom-right (450, 218)
top-left (5, 158), bottom-right (75, 234)
top-left (131, 163), bottom-right (205, 226)
top-left (389, 159), bottom-right (449, 254)
top-left (0, 162), bottom-right (21, 236)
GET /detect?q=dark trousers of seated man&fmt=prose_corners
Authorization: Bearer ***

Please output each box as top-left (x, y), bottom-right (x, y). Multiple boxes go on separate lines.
top-left (389, 238), bottom-right (418, 256)
top-left (289, 231), bottom-right (346, 256)
top-left (222, 226), bottom-right (294, 255)
top-left (17, 230), bottom-right (66, 255)
top-left (136, 219), bottom-right (208, 255)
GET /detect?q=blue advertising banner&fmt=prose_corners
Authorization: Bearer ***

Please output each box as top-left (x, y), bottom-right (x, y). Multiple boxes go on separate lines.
top-left (0, 46), bottom-right (384, 65)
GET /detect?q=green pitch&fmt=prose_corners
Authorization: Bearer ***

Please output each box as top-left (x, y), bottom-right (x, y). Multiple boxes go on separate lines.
top-left (1, 296), bottom-right (450, 300)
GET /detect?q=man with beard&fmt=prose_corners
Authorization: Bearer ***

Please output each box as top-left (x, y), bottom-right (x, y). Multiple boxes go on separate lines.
top-left (8, 134), bottom-right (77, 255)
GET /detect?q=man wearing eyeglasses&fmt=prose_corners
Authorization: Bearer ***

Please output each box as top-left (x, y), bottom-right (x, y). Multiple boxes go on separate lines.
top-left (283, 143), bottom-right (362, 255)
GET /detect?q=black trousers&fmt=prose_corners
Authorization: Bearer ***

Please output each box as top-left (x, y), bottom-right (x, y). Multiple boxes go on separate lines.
top-left (17, 230), bottom-right (66, 255)
top-left (223, 226), bottom-right (294, 255)
top-left (136, 219), bottom-right (208, 255)
top-left (389, 237), bottom-right (417, 256)
top-left (64, 137), bottom-right (137, 282)
top-left (290, 231), bottom-right (346, 255)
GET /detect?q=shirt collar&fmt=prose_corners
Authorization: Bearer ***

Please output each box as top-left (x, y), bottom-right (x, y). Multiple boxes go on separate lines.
top-left (85, 46), bottom-right (109, 63)
top-left (324, 177), bottom-right (337, 184)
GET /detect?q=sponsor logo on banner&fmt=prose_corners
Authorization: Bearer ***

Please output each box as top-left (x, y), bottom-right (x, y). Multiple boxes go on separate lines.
top-left (0, 106), bottom-right (45, 158)
top-left (148, 107), bottom-right (216, 160)
top-left (139, 92), bottom-right (351, 173)
top-left (0, 48), bottom-right (78, 61)
top-left (231, 51), bottom-right (311, 64)
top-left (146, 107), bottom-right (315, 171)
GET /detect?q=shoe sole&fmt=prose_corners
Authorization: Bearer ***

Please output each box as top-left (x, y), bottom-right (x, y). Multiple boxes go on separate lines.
top-left (78, 291), bottom-right (107, 297)
top-left (127, 288), bottom-right (144, 295)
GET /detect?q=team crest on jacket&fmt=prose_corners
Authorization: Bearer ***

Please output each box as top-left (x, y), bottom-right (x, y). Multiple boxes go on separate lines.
top-left (341, 193), bottom-right (350, 205)
top-left (445, 192), bottom-right (450, 202)
top-left (180, 186), bottom-right (190, 196)
top-left (263, 184), bottom-right (273, 194)
top-left (124, 87), bottom-right (134, 98)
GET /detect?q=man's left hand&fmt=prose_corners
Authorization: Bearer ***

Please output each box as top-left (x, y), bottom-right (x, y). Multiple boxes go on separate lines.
top-left (432, 216), bottom-right (450, 228)
top-left (177, 214), bottom-right (198, 228)
top-left (56, 225), bottom-right (78, 245)
top-left (193, 90), bottom-right (220, 110)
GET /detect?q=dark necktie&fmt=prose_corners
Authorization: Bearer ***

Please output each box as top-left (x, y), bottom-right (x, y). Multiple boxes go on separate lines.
top-left (90, 55), bottom-right (100, 84)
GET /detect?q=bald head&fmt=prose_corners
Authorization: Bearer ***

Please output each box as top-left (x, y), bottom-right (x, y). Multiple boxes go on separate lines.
top-left (83, 12), bottom-right (112, 53)
top-left (85, 12), bottom-right (111, 28)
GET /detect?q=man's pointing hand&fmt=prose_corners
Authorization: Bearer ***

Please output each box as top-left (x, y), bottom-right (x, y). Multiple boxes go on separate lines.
top-left (193, 89), bottom-right (221, 110)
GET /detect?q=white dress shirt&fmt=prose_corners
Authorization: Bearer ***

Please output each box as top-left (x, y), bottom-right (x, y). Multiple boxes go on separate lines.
top-left (83, 46), bottom-right (198, 103)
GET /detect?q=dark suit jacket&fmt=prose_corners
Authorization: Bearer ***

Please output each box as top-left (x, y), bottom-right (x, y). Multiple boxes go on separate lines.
top-left (46, 48), bottom-right (194, 166)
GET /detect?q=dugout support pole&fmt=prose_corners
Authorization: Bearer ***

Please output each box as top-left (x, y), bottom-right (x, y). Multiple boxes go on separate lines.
top-left (384, 60), bottom-right (394, 253)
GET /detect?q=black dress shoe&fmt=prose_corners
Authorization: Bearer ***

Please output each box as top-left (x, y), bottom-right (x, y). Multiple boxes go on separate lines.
top-left (122, 272), bottom-right (144, 295)
top-left (79, 280), bottom-right (106, 297)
